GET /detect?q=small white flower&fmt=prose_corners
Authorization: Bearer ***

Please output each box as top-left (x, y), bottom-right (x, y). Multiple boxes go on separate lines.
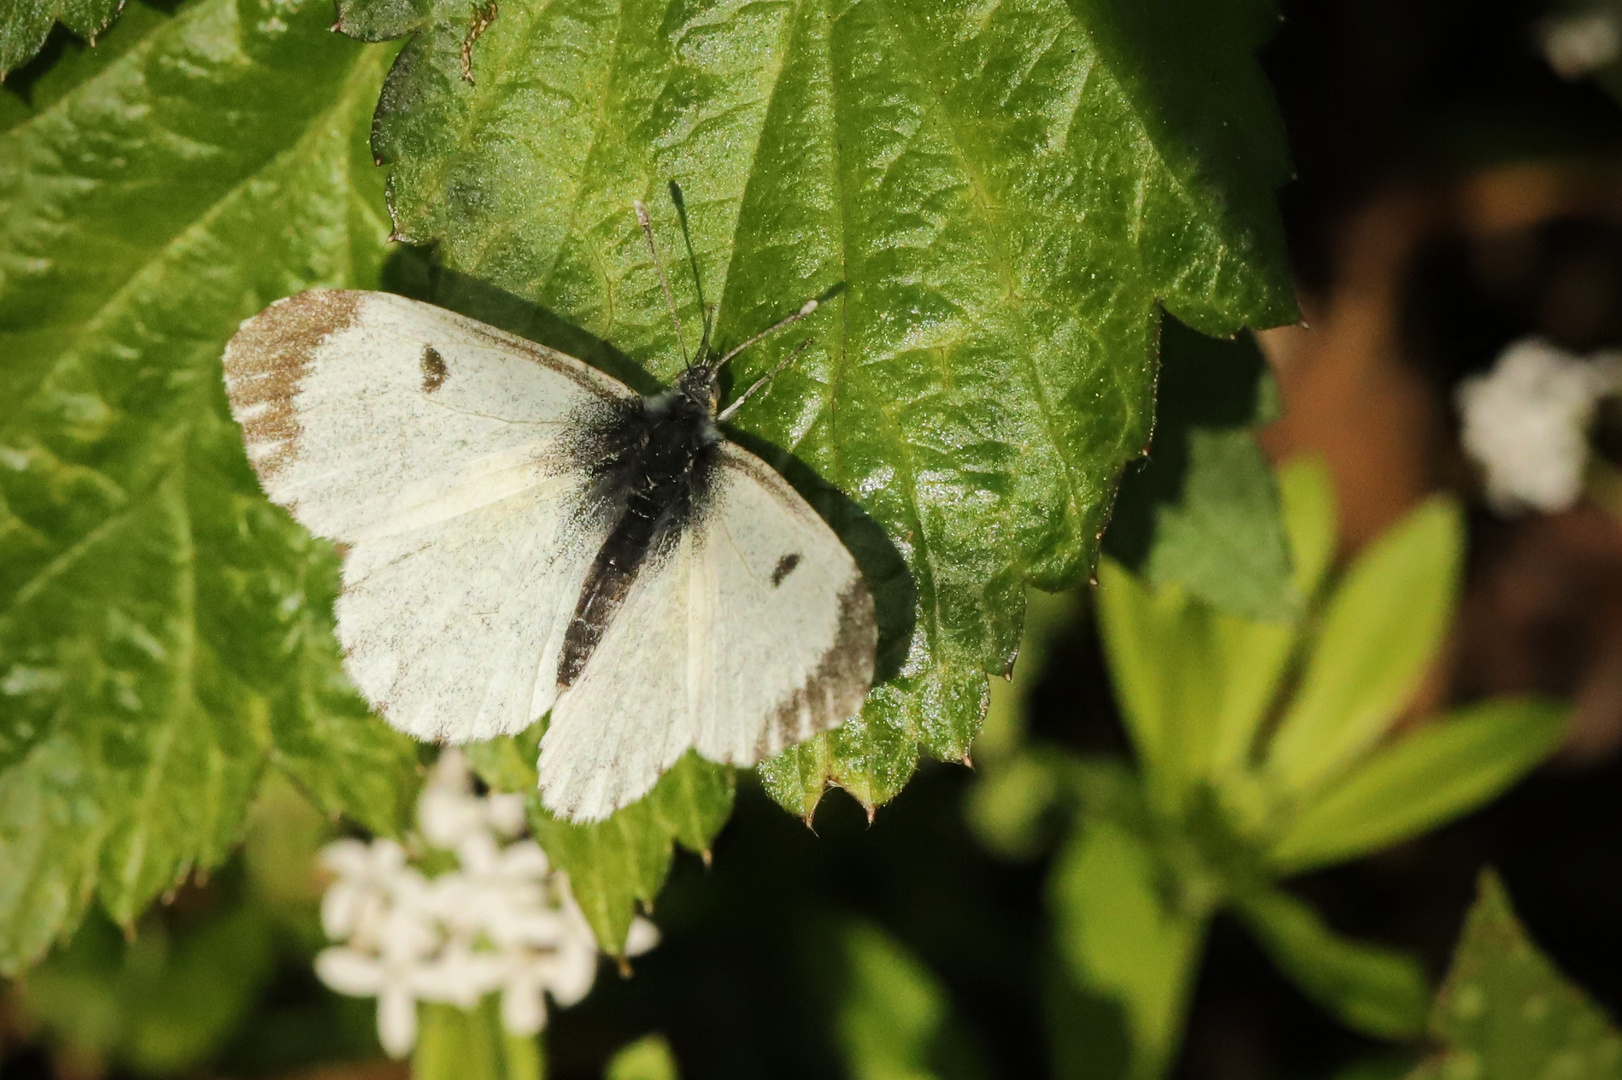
top-left (1456, 338), bottom-right (1620, 514)
top-left (315, 905), bottom-right (441, 1058)
top-left (485, 792), bottom-right (529, 837)
top-left (320, 837), bottom-right (409, 944)
top-left (1543, 8), bottom-right (1622, 79)
top-left (418, 750), bottom-right (490, 850)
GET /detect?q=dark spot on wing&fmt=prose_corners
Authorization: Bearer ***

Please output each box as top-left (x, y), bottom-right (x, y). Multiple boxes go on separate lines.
top-left (421, 345), bottom-right (448, 392)
top-left (772, 553), bottom-right (801, 587)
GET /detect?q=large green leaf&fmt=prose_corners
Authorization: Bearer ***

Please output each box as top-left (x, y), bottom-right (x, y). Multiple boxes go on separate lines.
top-left (0, 0), bottom-right (124, 81)
top-left (339, 0), bottom-right (1297, 815)
top-left (0, 0), bottom-right (418, 974)
top-left (1410, 870), bottom-right (1622, 1080)
top-left (1271, 699), bottom-right (1567, 873)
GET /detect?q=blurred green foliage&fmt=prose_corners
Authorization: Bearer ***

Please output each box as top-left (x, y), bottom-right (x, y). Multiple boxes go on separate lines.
top-left (971, 457), bottom-right (1567, 1079)
top-left (605, 1034), bottom-right (680, 1080)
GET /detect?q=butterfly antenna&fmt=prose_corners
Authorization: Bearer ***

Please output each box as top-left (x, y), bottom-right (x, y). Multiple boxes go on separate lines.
top-left (717, 339), bottom-right (813, 423)
top-left (633, 199), bottom-right (690, 367)
top-left (716, 298), bottom-right (820, 370)
top-left (698, 304), bottom-right (716, 358)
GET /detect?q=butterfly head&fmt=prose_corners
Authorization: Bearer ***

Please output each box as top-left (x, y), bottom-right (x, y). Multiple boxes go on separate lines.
top-left (675, 364), bottom-right (721, 415)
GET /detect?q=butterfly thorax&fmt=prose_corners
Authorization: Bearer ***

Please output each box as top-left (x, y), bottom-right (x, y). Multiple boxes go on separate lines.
top-left (557, 368), bottom-right (724, 687)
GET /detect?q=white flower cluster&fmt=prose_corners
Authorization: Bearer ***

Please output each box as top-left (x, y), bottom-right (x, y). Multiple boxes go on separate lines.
top-left (1456, 338), bottom-right (1621, 515)
top-left (314, 751), bottom-right (657, 1058)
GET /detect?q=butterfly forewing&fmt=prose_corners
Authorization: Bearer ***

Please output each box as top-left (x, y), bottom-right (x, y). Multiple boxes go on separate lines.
top-left (223, 290), bottom-right (625, 742)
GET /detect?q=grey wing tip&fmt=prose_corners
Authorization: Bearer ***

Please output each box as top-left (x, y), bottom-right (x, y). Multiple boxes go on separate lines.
top-left (751, 574), bottom-right (878, 762)
top-left (222, 290), bottom-right (367, 484)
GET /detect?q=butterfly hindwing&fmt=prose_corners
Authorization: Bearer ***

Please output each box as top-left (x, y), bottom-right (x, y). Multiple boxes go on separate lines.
top-left (539, 444), bottom-right (876, 821)
top-left (223, 290), bottom-right (629, 742)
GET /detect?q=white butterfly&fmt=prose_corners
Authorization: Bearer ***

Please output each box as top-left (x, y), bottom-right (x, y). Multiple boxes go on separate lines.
top-left (221, 217), bottom-right (876, 823)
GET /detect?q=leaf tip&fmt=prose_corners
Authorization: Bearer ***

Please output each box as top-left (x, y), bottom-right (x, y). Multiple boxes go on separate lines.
top-left (700, 848), bottom-right (713, 868)
top-left (615, 955), bottom-right (634, 979)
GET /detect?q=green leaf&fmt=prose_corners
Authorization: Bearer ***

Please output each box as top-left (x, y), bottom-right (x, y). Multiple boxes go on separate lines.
top-left (1048, 815), bottom-right (1208, 1080)
top-left (1410, 870), bottom-right (1622, 1080)
top-left (1203, 611), bottom-right (1294, 783)
top-left (1095, 560), bottom-right (1208, 804)
top-left (1266, 497), bottom-right (1465, 794)
top-left (1233, 886), bottom-right (1428, 1040)
top-left (803, 916), bottom-right (986, 1080)
top-left (17, 904), bottom-right (276, 1075)
top-left (0, 0), bottom-right (124, 81)
top-left (414, 999), bottom-right (544, 1080)
top-left (1277, 454), bottom-right (1338, 602)
top-left (347, 0), bottom-right (1296, 814)
top-left (0, 0), bottom-right (418, 974)
top-left (527, 751), bottom-right (734, 954)
top-left (965, 751), bottom-right (1067, 861)
top-left (1272, 699), bottom-right (1567, 873)
top-left (465, 721), bottom-right (544, 794)
top-left (605, 1034), bottom-right (681, 1080)
top-left (1105, 317), bottom-right (1294, 622)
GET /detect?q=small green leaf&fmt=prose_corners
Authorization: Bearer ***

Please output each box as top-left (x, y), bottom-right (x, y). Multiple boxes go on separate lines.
top-left (1409, 870), bottom-right (1622, 1080)
top-left (1204, 613), bottom-right (1294, 780)
top-left (605, 1034), bottom-right (681, 1080)
top-left (1277, 455), bottom-right (1339, 602)
top-left (1048, 815), bottom-right (1208, 1080)
top-left (1106, 318), bottom-right (1295, 622)
top-left (1234, 886), bottom-right (1428, 1040)
top-left (414, 999), bottom-right (543, 1080)
top-left (1266, 497), bottom-right (1465, 794)
top-left (348, 0), bottom-right (1297, 815)
top-left (0, 0), bottom-right (123, 80)
top-left (1095, 560), bottom-right (1225, 809)
top-left (1272, 699), bottom-right (1567, 873)
top-left (0, 0), bottom-right (417, 973)
top-left (965, 751), bottom-right (1067, 860)
top-left (465, 722), bottom-right (544, 794)
top-left (803, 916), bottom-right (986, 1080)
top-left (527, 752), bottom-right (734, 954)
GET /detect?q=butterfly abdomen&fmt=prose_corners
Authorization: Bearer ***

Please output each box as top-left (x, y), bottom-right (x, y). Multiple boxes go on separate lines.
top-left (558, 383), bottom-right (723, 687)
